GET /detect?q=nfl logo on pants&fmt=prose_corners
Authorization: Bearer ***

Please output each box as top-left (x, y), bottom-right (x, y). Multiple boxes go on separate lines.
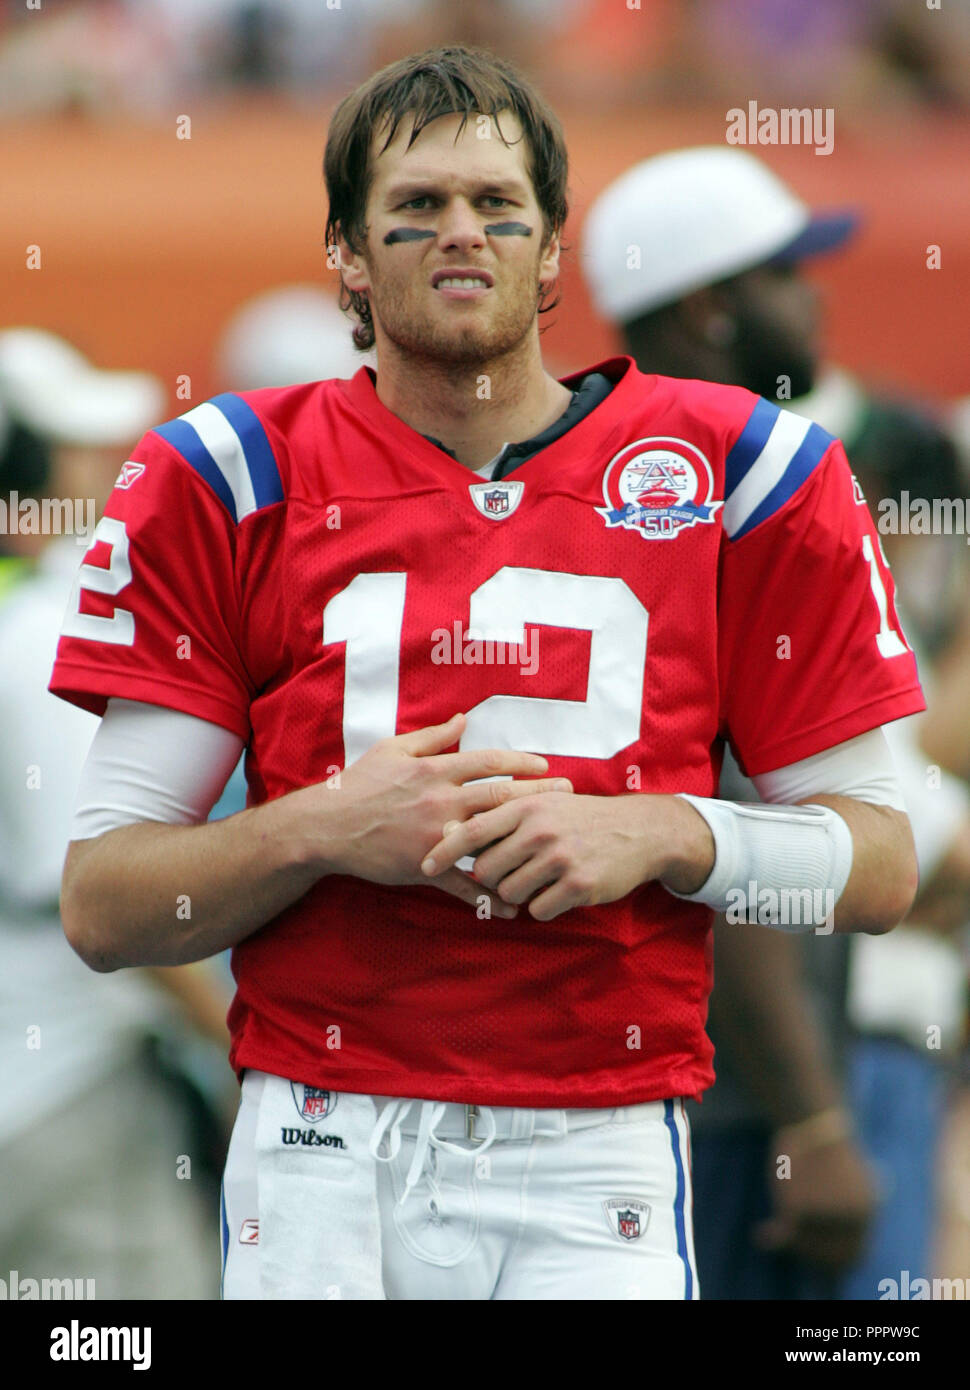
top-left (291, 1081), bottom-right (336, 1123)
top-left (603, 1197), bottom-right (651, 1242)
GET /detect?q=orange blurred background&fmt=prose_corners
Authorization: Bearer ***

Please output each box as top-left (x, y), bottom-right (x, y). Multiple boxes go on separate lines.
top-left (3, 100), bottom-right (967, 412)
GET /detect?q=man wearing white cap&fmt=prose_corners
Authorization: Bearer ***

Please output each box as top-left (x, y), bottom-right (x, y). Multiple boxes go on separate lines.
top-left (582, 146), bottom-right (857, 404)
top-left (216, 286), bottom-right (375, 391)
top-left (0, 329), bottom-right (167, 454)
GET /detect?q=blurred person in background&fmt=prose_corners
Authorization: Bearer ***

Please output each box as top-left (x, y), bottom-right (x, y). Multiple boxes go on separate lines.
top-left (681, 0), bottom-right (970, 111)
top-left (793, 368), bottom-right (970, 1299)
top-left (917, 409), bottom-right (970, 989)
top-left (216, 284), bottom-right (373, 390)
top-left (0, 402), bottom-right (50, 596)
top-left (583, 146), bottom-right (970, 1299)
top-left (0, 328), bottom-right (234, 1299)
top-left (915, 405), bottom-right (970, 787)
top-left (0, 0), bottom-right (426, 116)
top-left (137, 0), bottom-right (429, 103)
top-left (2, 0), bottom-right (969, 120)
top-left (0, 0), bottom-right (175, 118)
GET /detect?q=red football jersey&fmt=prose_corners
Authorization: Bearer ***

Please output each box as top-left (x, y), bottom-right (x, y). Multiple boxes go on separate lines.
top-left (50, 357), bottom-right (924, 1106)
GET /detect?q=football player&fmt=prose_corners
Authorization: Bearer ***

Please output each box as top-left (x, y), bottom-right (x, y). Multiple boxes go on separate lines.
top-left (52, 47), bottom-right (923, 1300)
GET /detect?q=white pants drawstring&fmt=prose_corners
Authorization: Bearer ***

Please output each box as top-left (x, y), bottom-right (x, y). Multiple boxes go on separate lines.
top-left (369, 1099), bottom-right (498, 1208)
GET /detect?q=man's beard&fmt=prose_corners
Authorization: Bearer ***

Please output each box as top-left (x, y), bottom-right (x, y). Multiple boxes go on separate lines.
top-left (368, 269), bottom-right (543, 366)
top-left (732, 313), bottom-right (818, 401)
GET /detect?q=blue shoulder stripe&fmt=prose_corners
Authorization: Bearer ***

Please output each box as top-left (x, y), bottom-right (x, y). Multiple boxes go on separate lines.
top-left (723, 399), bottom-right (835, 541)
top-left (724, 396), bottom-right (780, 497)
top-left (152, 394), bottom-right (284, 524)
top-left (210, 393), bottom-right (284, 512)
top-left (735, 421), bottom-right (834, 539)
top-left (154, 417), bottom-right (238, 520)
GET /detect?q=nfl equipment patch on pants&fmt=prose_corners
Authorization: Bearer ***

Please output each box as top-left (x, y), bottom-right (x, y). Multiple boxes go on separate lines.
top-left (220, 1072), bottom-right (698, 1300)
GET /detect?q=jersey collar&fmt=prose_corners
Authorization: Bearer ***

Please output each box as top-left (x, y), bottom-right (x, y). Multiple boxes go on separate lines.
top-left (338, 356), bottom-right (650, 483)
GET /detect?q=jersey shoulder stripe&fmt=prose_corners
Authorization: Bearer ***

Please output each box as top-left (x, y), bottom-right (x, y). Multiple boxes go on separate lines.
top-left (152, 392), bottom-right (284, 523)
top-left (722, 398), bottom-right (835, 541)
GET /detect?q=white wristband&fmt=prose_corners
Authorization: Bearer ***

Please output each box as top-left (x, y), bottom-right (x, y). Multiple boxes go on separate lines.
top-left (671, 795), bottom-right (854, 932)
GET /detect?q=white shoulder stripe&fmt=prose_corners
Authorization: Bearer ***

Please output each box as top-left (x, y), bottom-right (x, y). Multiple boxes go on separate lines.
top-left (722, 410), bottom-right (812, 539)
top-left (178, 402), bottom-right (259, 522)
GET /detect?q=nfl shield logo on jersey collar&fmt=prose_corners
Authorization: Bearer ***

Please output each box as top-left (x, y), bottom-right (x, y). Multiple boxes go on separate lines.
top-left (597, 437), bottom-right (722, 541)
top-left (603, 1197), bottom-right (651, 1241)
top-left (468, 480), bottom-right (525, 520)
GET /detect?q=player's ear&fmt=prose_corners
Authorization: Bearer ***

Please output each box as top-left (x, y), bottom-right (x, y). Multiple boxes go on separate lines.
top-left (336, 226), bottom-right (371, 295)
top-left (538, 227), bottom-right (562, 294)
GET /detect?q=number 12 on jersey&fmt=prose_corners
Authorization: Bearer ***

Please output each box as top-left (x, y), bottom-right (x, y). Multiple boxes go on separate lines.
top-left (321, 566), bottom-right (649, 765)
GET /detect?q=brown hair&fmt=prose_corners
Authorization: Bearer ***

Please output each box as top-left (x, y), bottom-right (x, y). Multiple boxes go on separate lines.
top-left (324, 46), bottom-right (569, 350)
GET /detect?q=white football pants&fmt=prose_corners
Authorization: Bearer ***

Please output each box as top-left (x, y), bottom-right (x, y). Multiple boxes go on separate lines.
top-left (221, 1071), bottom-right (698, 1300)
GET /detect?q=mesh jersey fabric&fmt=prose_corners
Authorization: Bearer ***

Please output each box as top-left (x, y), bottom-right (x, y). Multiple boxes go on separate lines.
top-left (50, 357), bottom-right (924, 1106)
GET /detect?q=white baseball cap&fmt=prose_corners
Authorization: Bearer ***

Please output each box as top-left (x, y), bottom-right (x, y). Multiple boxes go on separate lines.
top-left (217, 285), bottom-right (373, 390)
top-left (0, 329), bottom-right (165, 447)
top-left (581, 146), bottom-right (858, 323)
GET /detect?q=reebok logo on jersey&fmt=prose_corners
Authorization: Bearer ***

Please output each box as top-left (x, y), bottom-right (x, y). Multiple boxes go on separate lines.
top-left (281, 1127), bottom-right (347, 1150)
top-left (239, 1219), bottom-right (259, 1245)
top-left (603, 1197), bottom-right (651, 1241)
top-left (597, 439), bottom-right (721, 541)
top-left (114, 461), bottom-right (145, 490)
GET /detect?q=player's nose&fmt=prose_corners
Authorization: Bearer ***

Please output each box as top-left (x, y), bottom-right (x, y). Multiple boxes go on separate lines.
top-left (436, 198), bottom-right (487, 252)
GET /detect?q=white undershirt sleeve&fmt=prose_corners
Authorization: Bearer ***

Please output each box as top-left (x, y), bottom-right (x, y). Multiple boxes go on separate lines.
top-left (72, 704), bottom-right (908, 878)
top-left (751, 726), bottom-right (907, 810)
top-left (70, 698), bottom-right (246, 840)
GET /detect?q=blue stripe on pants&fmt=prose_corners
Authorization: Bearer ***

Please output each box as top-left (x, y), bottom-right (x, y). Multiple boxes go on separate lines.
top-left (220, 1181), bottom-right (230, 1298)
top-left (664, 1098), bottom-right (693, 1299)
